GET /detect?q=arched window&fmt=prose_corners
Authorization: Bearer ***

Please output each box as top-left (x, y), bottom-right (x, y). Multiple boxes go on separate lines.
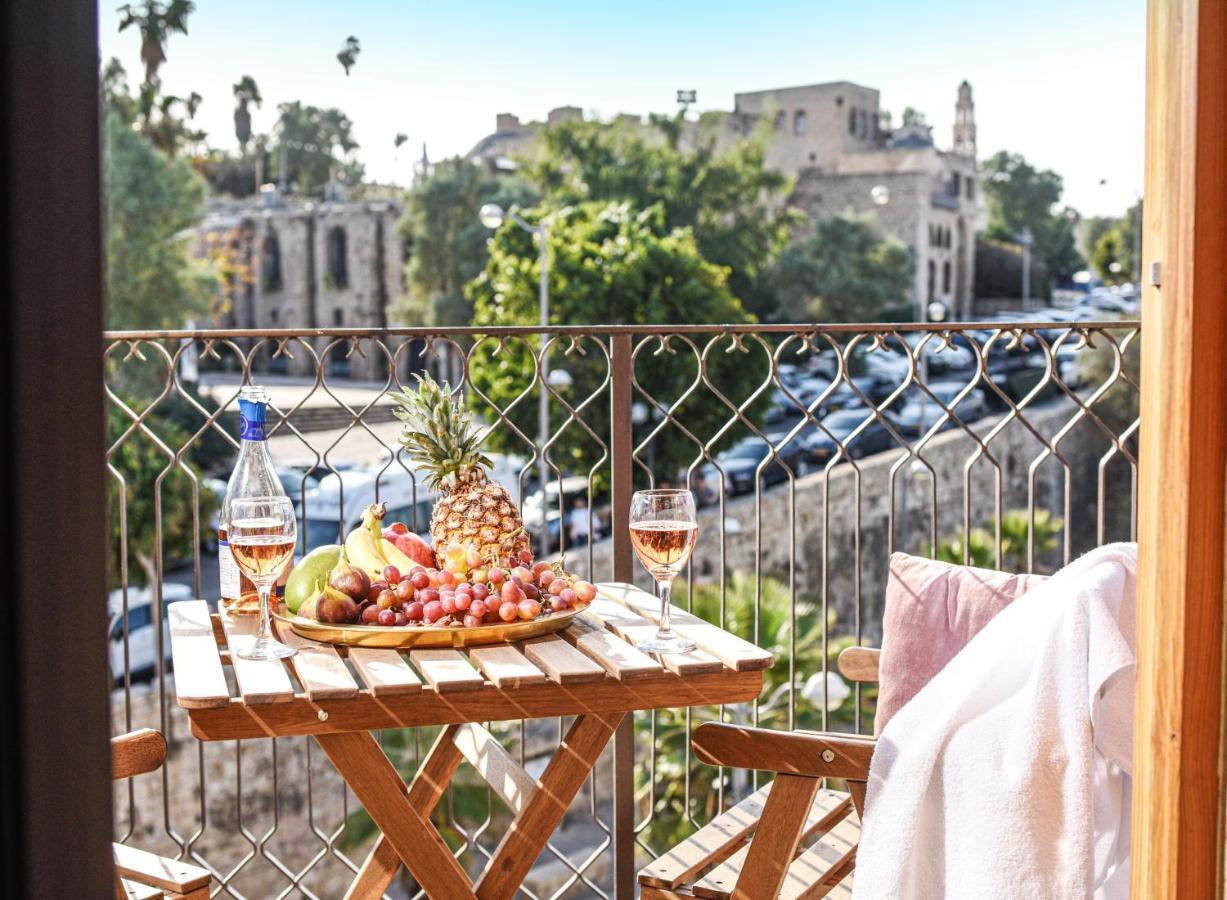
top-left (260, 232), bottom-right (282, 293)
top-left (848, 108), bottom-right (857, 134)
top-left (793, 110), bottom-right (807, 136)
top-left (942, 260), bottom-right (952, 295)
top-left (326, 226), bottom-right (348, 289)
top-left (927, 260), bottom-right (936, 302)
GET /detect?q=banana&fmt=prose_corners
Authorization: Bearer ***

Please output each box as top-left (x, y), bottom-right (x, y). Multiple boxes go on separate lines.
top-left (344, 503), bottom-right (417, 578)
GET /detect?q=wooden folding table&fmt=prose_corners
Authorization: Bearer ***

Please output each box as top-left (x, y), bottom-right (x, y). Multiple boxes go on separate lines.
top-left (168, 583), bottom-right (771, 899)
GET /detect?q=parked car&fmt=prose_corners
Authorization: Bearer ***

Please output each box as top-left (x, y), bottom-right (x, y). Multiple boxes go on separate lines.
top-left (803, 409), bottom-right (899, 463)
top-left (521, 475), bottom-right (607, 552)
top-left (893, 382), bottom-right (989, 436)
top-left (888, 333), bottom-right (977, 375)
top-left (108, 582), bottom-right (196, 683)
top-left (703, 433), bottom-right (808, 495)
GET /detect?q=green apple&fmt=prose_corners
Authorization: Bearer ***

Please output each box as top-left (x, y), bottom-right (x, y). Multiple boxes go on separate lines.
top-left (285, 544), bottom-right (341, 614)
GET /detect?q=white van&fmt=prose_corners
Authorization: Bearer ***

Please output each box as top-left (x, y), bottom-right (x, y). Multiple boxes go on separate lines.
top-left (296, 454), bottom-right (526, 552)
top-left (108, 582), bottom-right (196, 683)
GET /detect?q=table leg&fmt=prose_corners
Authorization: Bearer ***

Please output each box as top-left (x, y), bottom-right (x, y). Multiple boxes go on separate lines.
top-left (474, 711), bottom-right (623, 900)
top-left (316, 730), bottom-right (476, 900)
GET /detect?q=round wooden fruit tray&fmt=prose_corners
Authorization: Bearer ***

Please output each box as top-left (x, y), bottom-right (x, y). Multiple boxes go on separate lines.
top-left (272, 605), bottom-right (584, 649)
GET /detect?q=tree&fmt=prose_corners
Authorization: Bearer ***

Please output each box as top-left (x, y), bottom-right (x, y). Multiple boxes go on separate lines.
top-left (466, 201), bottom-right (763, 483)
top-left (932, 508), bottom-right (1064, 574)
top-left (393, 158), bottom-right (538, 326)
top-left (765, 213), bottom-right (914, 321)
top-left (527, 114), bottom-right (795, 319)
top-left (337, 36), bottom-right (361, 76)
top-left (117, 0), bottom-right (195, 87)
top-left (233, 75), bottom-right (262, 151)
top-left (981, 151), bottom-right (1082, 280)
top-left (271, 101), bottom-right (363, 196)
top-left (104, 110), bottom-right (217, 329)
top-left (1092, 227), bottom-right (1132, 284)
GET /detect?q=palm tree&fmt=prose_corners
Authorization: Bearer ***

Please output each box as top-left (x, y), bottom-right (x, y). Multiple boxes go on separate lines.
top-left (336, 36), bottom-right (361, 76)
top-left (116, 0), bottom-right (195, 87)
top-left (232, 75), bottom-right (262, 152)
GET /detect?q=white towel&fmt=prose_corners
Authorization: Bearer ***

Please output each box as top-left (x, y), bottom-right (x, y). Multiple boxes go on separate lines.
top-left (852, 543), bottom-right (1137, 900)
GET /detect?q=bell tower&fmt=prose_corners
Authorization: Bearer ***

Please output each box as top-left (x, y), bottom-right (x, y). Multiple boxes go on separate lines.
top-left (953, 80), bottom-right (976, 157)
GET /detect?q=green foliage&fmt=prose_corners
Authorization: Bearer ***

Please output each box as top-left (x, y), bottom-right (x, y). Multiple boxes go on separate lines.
top-left (107, 403), bottom-right (218, 589)
top-left (104, 111), bottom-right (217, 330)
top-left (467, 201), bottom-right (762, 483)
top-left (765, 213), bottom-right (915, 322)
top-left (393, 158), bottom-right (538, 325)
top-left (336, 35), bottom-right (361, 76)
top-left (1092, 227), bottom-right (1132, 284)
top-left (271, 101), bottom-right (363, 196)
top-left (931, 508), bottom-right (1063, 573)
top-left (117, 0), bottom-right (195, 86)
top-left (527, 114), bottom-right (795, 319)
top-left (232, 75), bottom-right (261, 150)
top-left (981, 151), bottom-right (1083, 279)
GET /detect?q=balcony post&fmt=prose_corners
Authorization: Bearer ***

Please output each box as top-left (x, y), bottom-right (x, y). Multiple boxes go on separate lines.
top-left (1133, 0), bottom-right (1227, 896)
top-left (609, 332), bottom-right (636, 897)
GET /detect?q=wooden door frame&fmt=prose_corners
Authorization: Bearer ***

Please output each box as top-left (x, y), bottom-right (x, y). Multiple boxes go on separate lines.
top-left (1133, 0), bottom-right (1227, 896)
top-left (0, 0), bottom-right (112, 896)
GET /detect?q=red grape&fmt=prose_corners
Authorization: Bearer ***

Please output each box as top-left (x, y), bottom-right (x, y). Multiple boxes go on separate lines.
top-left (367, 580), bottom-right (389, 602)
top-left (423, 600), bottom-right (444, 623)
top-left (523, 583), bottom-right (540, 600)
top-left (548, 578), bottom-right (567, 596)
top-left (559, 588), bottom-right (578, 608)
top-left (439, 570), bottom-right (457, 589)
top-left (440, 594), bottom-right (456, 615)
top-left (470, 568), bottom-right (488, 584)
top-left (538, 570), bottom-right (555, 589)
top-left (498, 601), bottom-right (519, 622)
top-left (394, 581), bottom-right (413, 602)
top-left (518, 549), bottom-right (534, 565)
top-left (511, 566), bottom-right (533, 584)
top-left (404, 601), bottom-right (424, 620)
top-left (501, 581), bottom-right (525, 604)
top-left (410, 571), bottom-right (430, 590)
top-left (488, 568), bottom-right (506, 586)
top-left (462, 614), bottom-right (483, 628)
top-left (361, 604), bottom-right (381, 623)
top-left (552, 595), bottom-right (570, 611)
top-left (455, 592), bottom-right (472, 612)
top-left (574, 581), bottom-right (597, 603)
top-left (419, 587), bottom-right (440, 605)
top-left (382, 565), bottom-right (402, 585)
top-left (469, 599), bottom-right (487, 619)
top-left (531, 561), bottom-right (552, 577)
top-left (471, 583), bottom-right (490, 603)
top-left (394, 612), bottom-right (409, 626)
top-left (376, 589), bottom-right (397, 610)
top-left (376, 609), bottom-right (396, 627)
top-left (517, 598), bottom-right (541, 620)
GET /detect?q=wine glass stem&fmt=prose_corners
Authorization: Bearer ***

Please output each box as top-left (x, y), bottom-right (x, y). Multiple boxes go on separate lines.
top-left (657, 577), bottom-right (674, 637)
top-left (256, 581), bottom-right (273, 645)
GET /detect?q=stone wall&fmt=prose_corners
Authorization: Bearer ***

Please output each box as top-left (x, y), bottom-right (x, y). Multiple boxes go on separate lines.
top-left (565, 398), bottom-right (1130, 643)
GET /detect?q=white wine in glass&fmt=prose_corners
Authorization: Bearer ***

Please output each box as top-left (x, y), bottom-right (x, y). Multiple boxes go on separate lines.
top-left (228, 497), bottom-right (297, 660)
top-left (629, 489), bottom-right (698, 654)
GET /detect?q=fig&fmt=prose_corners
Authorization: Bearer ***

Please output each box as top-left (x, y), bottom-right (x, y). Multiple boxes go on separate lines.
top-left (317, 584), bottom-right (360, 624)
top-left (329, 550), bottom-right (371, 600)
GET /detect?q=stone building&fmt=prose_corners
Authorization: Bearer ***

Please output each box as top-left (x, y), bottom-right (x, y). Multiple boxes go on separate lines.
top-left (196, 194), bottom-right (406, 379)
top-left (468, 80), bottom-right (984, 318)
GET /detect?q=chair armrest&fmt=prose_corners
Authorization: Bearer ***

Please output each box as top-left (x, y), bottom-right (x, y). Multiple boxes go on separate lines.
top-left (112, 728), bottom-right (167, 780)
top-left (837, 646), bottom-right (879, 683)
top-left (691, 723), bottom-right (875, 781)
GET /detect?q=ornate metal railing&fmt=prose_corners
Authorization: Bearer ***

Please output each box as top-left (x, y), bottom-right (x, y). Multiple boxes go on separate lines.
top-left (105, 321), bottom-right (1140, 898)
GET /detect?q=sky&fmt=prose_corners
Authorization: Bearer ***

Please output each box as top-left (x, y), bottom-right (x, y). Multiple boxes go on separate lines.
top-left (98, 0), bottom-right (1146, 217)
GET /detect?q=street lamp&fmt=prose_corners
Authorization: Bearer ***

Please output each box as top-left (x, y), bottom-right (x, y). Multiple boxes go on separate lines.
top-left (870, 184), bottom-right (891, 206)
top-left (480, 202), bottom-right (552, 556)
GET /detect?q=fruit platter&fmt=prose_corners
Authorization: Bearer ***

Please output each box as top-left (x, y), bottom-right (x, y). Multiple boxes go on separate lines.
top-left (275, 375), bottom-right (598, 649)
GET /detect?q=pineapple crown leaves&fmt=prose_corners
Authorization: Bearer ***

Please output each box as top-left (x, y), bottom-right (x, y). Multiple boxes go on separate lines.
top-left (390, 372), bottom-right (493, 491)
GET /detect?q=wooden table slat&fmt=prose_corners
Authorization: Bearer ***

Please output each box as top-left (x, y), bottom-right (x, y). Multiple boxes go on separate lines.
top-left (167, 601), bottom-right (230, 708)
top-left (521, 635), bottom-right (607, 685)
top-left (564, 613), bottom-right (664, 680)
top-left (218, 612), bottom-right (295, 704)
top-left (272, 622), bottom-right (359, 700)
top-left (586, 598), bottom-right (725, 676)
top-left (346, 647), bottom-right (423, 696)
top-left (408, 648), bottom-right (485, 692)
top-left (598, 583), bottom-right (775, 672)
top-left (467, 645), bottom-right (548, 688)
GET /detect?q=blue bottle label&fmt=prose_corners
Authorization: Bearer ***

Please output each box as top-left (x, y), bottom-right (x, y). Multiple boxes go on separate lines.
top-left (238, 398), bottom-right (267, 441)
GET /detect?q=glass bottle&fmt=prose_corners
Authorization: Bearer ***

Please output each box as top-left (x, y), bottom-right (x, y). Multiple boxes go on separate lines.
top-left (218, 386), bottom-right (290, 610)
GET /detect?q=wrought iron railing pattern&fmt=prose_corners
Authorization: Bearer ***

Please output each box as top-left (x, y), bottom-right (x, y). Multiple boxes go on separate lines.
top-left (105, 321), bottom-right (1139, 898)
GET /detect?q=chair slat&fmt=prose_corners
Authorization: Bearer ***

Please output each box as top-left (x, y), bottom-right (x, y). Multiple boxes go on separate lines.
top-left (467, 645), bottom-right (548, 688)
top-left (408, 648), bottom-right (485, 692)
top-left (167, 601), bottom-right (230, 708)
top-left (780, 816), bottom-right (859, 899)
top-left (598, 583), bottom-right (775, 671)
top-left (638, 785), bottom-right (772, 889)
top-left (218, 612), bottom-right (295, 703)
top-left (691, 789), bottom-right (854, 900)
top-left (346, 647), bottom-right (422, 696)
top-left (585, 599), bottom-right (723, 676)
top-left (113, 843), bottom-right (211, 893)
top-left (522, 635), bottom-right (607, 684)
top-left (273, 621), bottom-right (359, 700)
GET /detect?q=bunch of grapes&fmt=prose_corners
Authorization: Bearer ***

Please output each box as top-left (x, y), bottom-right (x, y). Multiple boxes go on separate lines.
top-left (355, 546), bottom-right (598, 628)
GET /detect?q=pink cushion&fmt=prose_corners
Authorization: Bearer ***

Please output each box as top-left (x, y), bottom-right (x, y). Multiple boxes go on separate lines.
top-left (874, 552), bottom-right (1048, 735)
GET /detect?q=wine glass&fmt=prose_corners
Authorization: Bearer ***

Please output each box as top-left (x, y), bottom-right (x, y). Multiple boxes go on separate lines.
top-left (629, 489), bottom-right (698, 654)
top-left (227, 496), bottom-right (298, 660)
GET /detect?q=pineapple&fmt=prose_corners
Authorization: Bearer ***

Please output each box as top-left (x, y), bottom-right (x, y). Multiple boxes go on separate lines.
top-left (391, 373), bottom-right (530, 565)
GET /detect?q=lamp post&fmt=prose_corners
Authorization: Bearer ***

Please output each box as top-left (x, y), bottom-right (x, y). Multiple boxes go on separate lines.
top-left (480, 203), bottom-right (552, 557)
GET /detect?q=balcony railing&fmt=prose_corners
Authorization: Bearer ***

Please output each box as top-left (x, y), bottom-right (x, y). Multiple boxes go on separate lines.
top-left (105, 321), bottom-right (1140, 898)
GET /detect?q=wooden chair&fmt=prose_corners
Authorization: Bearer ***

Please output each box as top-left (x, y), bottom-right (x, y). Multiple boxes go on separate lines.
top-left (111, 729), bottom-right (212, 900)
top-left (639, 646), bottom-right (880, 899)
